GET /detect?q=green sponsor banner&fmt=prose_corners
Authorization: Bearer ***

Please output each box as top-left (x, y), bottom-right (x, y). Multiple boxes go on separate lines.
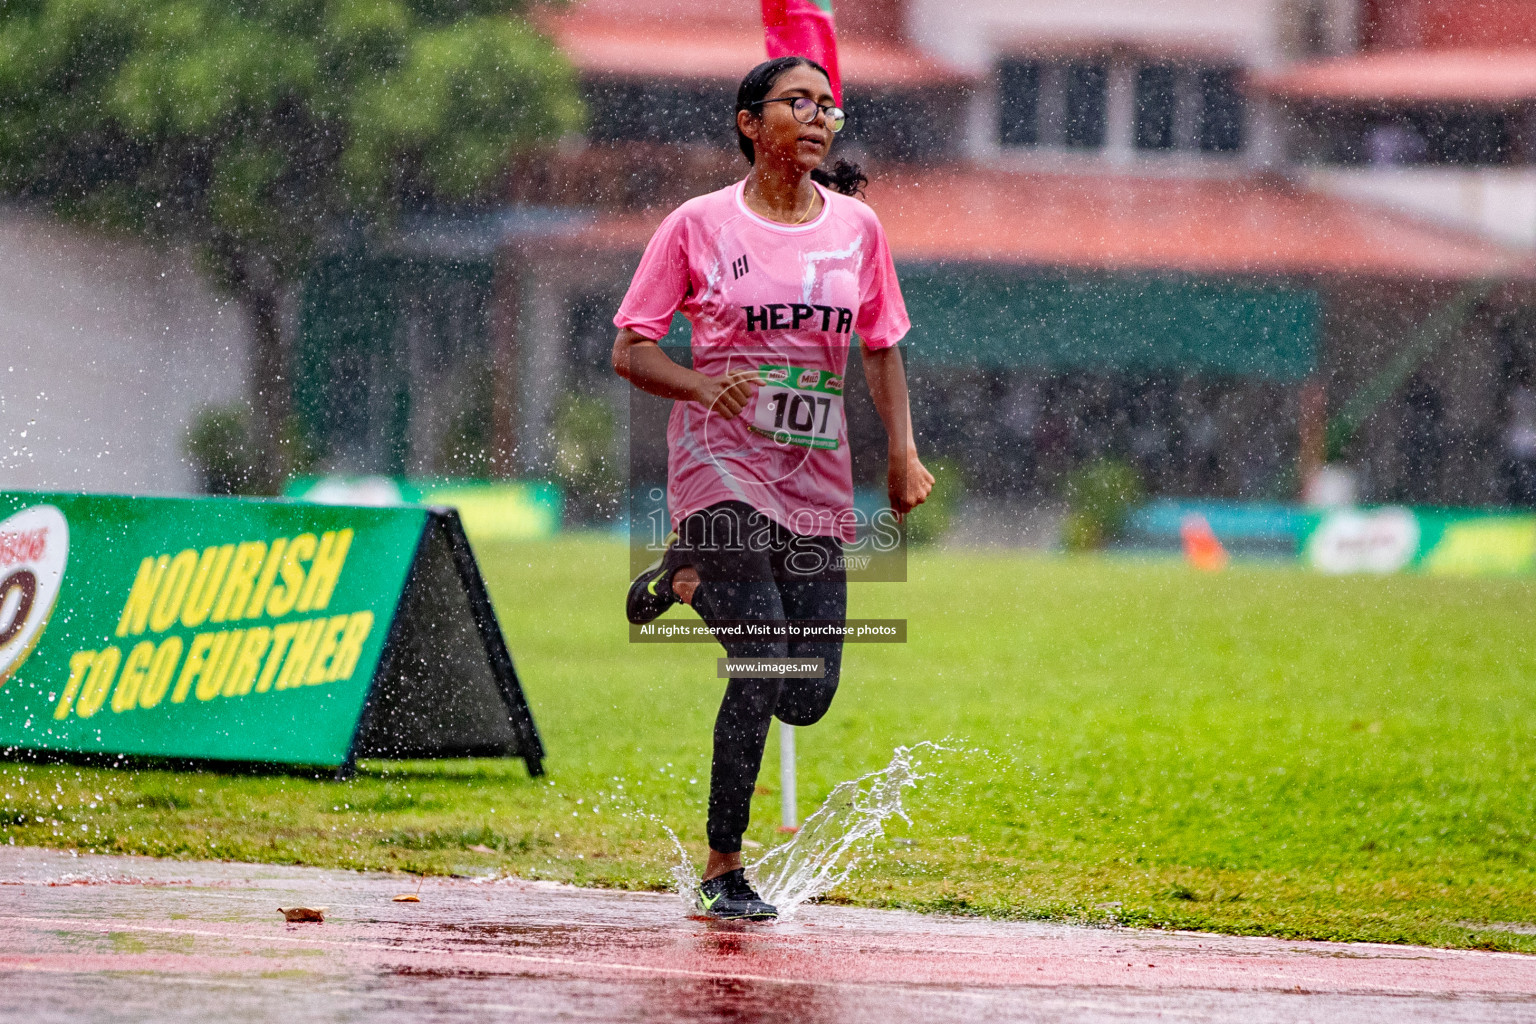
top-left (1128, 499), bottom-right (1536, 577)
top-left (1415, 511), bottom-right (1536, 576)
top-left (0, 492), bottom-right (542, 772)
top-left (284, 476), bottom-right (563, 542)
top-left (1302, 505), bottom-right (1536, 576)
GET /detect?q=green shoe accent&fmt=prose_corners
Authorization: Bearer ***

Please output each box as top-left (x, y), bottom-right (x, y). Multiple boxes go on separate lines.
top-left (627, 532), bottom-right (682, 625)
top-left (697, 868), bottom-right (777, 921)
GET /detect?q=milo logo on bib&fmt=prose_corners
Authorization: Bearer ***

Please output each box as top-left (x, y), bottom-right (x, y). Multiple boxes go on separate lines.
top-left (750, 364), bottom-right (844, 450)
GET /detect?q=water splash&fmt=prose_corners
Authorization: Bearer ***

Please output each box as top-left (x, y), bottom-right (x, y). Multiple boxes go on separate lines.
top-left (653, 742), bottom-right (956, 917)
top-left (747, 741), bottom-right (941, 918)
top-left (658, 818), bottom-right (703, 913)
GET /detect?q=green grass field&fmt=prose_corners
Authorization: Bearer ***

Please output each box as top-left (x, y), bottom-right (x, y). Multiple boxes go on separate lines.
top-left (4, 536), bottom-right (1536, 950)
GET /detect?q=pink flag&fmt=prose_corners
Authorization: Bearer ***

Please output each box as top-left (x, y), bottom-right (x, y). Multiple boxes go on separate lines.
top-left (761, 0), bottom-right (842, 104)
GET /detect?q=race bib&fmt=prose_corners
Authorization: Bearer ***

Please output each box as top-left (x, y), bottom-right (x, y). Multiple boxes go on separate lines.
top-left (749, 364), bottom-right (844, 450)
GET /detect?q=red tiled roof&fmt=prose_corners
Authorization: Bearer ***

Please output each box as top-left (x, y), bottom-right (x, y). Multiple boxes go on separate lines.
top-left (563, 169), bottom-right (1535, 279)
top-left (542, 10), bottom-right (969, 88)
top-left (1251, 49), bottom-right (1536, 104)
top-left (542, 0), bottom-right (759, 30)
top-left (1360, 0), bottom-right (1536, 51)
top-left (540, 0), bottom-right (908, 38)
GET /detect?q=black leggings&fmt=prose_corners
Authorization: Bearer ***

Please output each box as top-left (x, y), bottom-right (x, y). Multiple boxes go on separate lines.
top-left (673, 501), bottom-right (846, 854)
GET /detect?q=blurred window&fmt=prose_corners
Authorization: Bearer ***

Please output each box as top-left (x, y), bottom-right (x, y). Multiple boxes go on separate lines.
top-left (1421, 109), bottom-right (1514, 165)
top-left (1295, 0), bottom-right (1330, 56)
top-left (1134, 65), bottom-right (1177, 151)
top-left (997, 60), bottom-right (1042, 147)
top-left (1302, 107), bottom-right (1518, 166)
top-left (1365, 122), bottom-right (1428, 165)
top-left (1064, 62), bottom-right (1109, 148)
top-left (840, 88), bottom-right (960, 163)
top-left (583, 77), bottom-right (957, 164)
top-left (997, 59), bottom-right (1107, 150)
top-left (1198, 69), bottom-right (1244, 153)
top-left (1003, 58), bottom-right (1243, 156)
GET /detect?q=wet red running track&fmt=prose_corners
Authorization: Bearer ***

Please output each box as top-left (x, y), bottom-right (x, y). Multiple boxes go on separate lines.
top-left (3, 847), bottom-right (1536, 1022)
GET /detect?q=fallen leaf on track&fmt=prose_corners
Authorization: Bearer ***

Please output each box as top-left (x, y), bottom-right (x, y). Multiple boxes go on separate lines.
top-left (278, 906), bottom-right (326, 923)
top-left (392, 894), bottom-right (420, 902)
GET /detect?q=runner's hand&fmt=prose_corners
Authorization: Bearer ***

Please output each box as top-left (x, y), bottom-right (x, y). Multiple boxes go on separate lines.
top-left (693, 369), bottom-right (759, 420)
top-left (889, 450), bottom-right (934, 516)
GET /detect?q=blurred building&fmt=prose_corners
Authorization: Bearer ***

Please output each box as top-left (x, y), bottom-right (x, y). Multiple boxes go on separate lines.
top-left (295, 0), bottom-right (1536, 510)
top-left (0, 207), bottom-right (252, 496)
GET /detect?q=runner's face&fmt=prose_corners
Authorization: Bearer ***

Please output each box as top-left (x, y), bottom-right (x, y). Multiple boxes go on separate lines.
top-left (747, 65), bottom-right (835, 172)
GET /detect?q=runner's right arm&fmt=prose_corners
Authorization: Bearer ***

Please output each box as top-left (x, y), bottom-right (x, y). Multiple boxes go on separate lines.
top-left (611, 328), bottom-right (759, 420)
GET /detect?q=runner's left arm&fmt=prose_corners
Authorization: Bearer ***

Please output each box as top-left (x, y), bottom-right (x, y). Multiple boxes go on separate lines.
top-left (861, 342), bottom-right (933, 515)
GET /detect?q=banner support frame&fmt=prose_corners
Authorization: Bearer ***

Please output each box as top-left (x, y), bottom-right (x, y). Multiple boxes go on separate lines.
top-left (339, 508), bottom-right (544, 779)
top-left (433, 507), bottom-right (544, 776)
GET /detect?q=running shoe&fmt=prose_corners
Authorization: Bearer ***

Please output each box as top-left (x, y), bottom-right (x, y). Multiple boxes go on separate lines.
top-left (626, 532), bottom-right (680, 625)
top-left (697, 868), bottom-right (777, 921)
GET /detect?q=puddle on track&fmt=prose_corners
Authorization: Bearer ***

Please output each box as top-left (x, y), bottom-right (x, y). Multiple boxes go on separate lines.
top-left (3, 847), bottom-right (1536, 1023)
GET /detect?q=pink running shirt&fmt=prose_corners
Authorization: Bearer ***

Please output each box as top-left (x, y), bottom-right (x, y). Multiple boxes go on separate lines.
top-left (615, 180), bottom-right (910, 542)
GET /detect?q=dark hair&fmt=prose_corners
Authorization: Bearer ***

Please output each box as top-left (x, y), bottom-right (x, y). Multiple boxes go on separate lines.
top-left (735, 56), bottom-right (868, 198)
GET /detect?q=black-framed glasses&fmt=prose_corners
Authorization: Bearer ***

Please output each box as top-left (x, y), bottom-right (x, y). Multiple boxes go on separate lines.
top-left (753, 96), bottom-right (846, 133)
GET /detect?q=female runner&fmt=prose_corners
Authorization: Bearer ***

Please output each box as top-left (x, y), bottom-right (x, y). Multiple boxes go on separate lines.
top-left (611, 56), bottom-right (933, 920)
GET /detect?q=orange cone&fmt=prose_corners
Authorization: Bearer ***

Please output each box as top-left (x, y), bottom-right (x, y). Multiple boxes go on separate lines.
top-left (1181, 513), bottom-right (1228, 572)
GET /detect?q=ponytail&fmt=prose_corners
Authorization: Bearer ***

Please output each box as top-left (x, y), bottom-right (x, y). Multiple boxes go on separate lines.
top-left (811, 159), bottom-right (867, 198)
